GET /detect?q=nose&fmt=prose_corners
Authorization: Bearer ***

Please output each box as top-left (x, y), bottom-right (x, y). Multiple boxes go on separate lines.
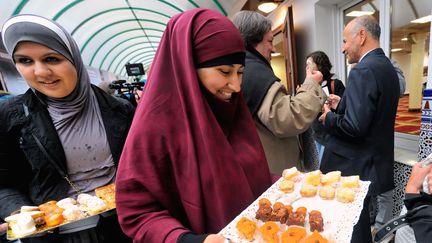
top-left (33, 62), bottom-right (51, 77)
top-left (229, 75), bottom-right (241, 93)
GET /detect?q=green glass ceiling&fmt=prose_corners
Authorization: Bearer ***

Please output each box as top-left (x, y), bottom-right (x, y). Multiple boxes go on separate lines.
top-left (0, 0), bottom-right (242, 76)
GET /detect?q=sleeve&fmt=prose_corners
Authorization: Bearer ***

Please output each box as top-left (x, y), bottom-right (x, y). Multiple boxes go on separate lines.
top-left (256, 77), bottom-right (324, 138)
top-left (115, 121), bottom-right (188, 242)
top-left (404, 192), bottom-right (432, 242)
top-left (324, 67), bottom-right (378, 139)
top-left (0, 99), bottom-right (33, 219)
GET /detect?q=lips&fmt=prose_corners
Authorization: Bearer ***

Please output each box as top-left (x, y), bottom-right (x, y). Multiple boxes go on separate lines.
top-left (39, 80), bottom-right (60, 87)
top-left (218, 90), bottom-right (232, 100)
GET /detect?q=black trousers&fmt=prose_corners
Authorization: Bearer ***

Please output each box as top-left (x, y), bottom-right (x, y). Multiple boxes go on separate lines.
top-left (351, 196), bottom-right (372, 243)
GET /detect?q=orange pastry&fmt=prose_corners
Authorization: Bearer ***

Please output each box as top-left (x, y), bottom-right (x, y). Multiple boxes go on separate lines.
top-left (259, 198), bottom-right (272, 207)
top-left (236, 217), bottom-right (256, 241)
top-left (44, 213), bottom-right (64, 227)
top-left (281, 226), bottom-right (307, 243)
top-left (259, 221), bottom-right (279, 243)
top-left (296, 207), bottom-right (307, 216)
top-left (305, 230), bottom-right (328, 243)
top-left (38, 201), bottom-right (57, 212)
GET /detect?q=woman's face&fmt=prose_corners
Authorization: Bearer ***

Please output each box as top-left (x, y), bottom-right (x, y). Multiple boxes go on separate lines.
top-left (197, 64), bottom-right (244, 102)
top-left (13, 42), bottom-right (78, 98)
top-left (254, 30), bottom-right (276, 62)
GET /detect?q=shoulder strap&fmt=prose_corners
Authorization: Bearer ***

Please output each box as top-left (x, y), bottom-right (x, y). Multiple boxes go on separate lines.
top-left (374, 205), bottom-right (429, 242)
top-left (23, 104), bottom-right (82, 195)
top-left (330, 79), bottom-right (335, 94)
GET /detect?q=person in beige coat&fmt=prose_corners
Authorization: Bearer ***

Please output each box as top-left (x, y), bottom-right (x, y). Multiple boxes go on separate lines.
top-left (233, 11), bottom-right (324, 175)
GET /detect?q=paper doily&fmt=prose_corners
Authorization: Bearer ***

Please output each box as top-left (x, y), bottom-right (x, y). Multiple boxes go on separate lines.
top-left (219, 177), bottom-right (370, 243)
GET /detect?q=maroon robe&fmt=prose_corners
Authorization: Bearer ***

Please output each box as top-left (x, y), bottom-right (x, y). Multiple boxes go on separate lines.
top-left (115, 8), bottom-right (272, 242)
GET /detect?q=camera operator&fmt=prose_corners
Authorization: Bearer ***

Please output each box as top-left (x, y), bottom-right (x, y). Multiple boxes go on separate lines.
top-left (109, 80), bottom-right (144, 107)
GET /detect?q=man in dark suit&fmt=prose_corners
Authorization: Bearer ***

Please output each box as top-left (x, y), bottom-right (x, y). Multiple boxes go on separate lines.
top-left (319, 15), bottom-right (399, 243)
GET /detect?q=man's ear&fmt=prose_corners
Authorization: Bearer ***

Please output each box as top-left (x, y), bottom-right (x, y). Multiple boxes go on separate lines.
top-left (359, 29), bottom-right (367, 46)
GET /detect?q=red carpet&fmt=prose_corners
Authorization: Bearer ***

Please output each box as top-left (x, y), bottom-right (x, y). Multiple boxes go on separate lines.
top-left (395, 95), bottom-right (421, 135)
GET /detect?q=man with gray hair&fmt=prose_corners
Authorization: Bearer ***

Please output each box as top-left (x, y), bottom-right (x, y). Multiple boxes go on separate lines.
top-left (319, 15), bottom-right (399, 243)
top-left (232, 11), bottom-right (324, 175)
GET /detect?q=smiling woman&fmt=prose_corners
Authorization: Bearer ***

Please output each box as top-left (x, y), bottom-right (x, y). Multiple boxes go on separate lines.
top-left (0, 14), bottom-right (135, 243)
top-left (13, 42), bottom-right (78, 98)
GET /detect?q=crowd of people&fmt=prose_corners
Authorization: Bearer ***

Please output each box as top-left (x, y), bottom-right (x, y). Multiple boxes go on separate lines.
top-left (0, 8), bottom-right (430, 243)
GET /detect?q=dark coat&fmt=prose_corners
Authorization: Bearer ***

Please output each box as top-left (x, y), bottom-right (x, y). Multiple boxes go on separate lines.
top-left (320, 48), bottom-right (399, 195)
top-left (0, 85), bottom-right (134, 219)
top-left (404, 192), bottom-right (432, 243)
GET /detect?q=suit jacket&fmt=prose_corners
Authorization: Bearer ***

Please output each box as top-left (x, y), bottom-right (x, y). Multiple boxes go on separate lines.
top-left (320, 48), bottom-right (399, 195)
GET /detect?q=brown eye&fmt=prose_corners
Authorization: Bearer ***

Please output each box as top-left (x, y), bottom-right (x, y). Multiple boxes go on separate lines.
top-left (16, 57), bottom-right (33, 64)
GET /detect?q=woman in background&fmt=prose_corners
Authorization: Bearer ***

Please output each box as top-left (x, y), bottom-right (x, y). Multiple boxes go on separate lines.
top-left (116, 8), bottom-right (272, 243)
top-left (0, 15), bottom-right (134, 242)
top-left (307, 51), bottom-right (345, 162)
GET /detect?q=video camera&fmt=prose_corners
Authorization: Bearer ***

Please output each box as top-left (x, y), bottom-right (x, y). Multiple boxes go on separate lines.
top-left (108, 80), bottom-right (144, 106)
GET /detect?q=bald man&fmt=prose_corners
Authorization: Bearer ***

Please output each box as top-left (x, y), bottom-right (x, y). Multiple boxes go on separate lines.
top-left (319, 15), bottom-right (399, 243)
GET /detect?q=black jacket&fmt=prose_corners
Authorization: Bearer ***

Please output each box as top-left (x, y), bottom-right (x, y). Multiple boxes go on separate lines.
top-left (0, 85), bottom-right (134, 219)
top-left (320, 48), bottom-right (400, 195)
top-left (404, 192), bottom-right (432, 243)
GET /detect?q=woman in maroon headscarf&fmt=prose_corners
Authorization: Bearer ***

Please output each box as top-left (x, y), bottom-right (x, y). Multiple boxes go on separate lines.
top-left (115, 8), bottom-right (272, 243)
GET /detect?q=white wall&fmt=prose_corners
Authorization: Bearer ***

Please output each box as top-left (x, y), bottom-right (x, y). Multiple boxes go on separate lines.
top-left (268, 0), bottom-right (347, 82)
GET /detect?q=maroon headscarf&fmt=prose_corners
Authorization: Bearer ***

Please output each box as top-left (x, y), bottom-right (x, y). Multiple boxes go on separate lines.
top-left (116, 8), bottom-right (272, 242)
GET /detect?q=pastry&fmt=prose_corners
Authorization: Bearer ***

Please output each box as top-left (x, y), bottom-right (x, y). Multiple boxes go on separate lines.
top-left (259, 221), bottom-right (279, 243)
top-left (270, 204), bottom-right (289, 224)
top-left (295, 207), bottom-right (307, 216)
top-left (95, 183), bottom-right (116, 209)
top-left (77, 193), bottom-right (108, 215)
top-left (10, 214), bottom-right (37, 237)
top-left (305, 230), bottom-right (328, 243)
top-left (305, 170), bottom-right (321, 186)
top-left (56, 198), bottom-right (77, 209)
top-left (321, 171), bottom-right (341, 185)
top-left (236, 217), bottom-right (256, 241)
top-left (62, 206), bottom-right (86, 221)
top-left (279, 179), bottom-right (295, 193)
top-left (281, 226), bottom-right (307, 243)
top-left (287, 212), bottom-right (305, 226)
top-left (259, 198), bottom-right (272, 207)
top-left (319, 185), bottom-right (336, 200)
top-left (255, 203), bottom-right (272, 222)
top-left (300, 184), bottom-right (317, 197)
top-left (341, 175), bottom-right (360, 188)
top-left (336, 187), bottom-right (356, 203)
top-left (282, 167), bottom-right (300, 180)
top-left (44, 212), bottom-right (64, 227)
top-left (309, 210), bottom-right (324, 232)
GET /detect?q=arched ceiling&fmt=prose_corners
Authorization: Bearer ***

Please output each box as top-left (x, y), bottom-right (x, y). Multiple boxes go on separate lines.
top-left (0, 0), bottom-right (245, 77)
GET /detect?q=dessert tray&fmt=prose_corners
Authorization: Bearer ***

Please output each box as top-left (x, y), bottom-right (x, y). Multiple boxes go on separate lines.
top-left (219, 170), bottom-right (370, 243)
top-left (6, 184), bottom-right (116, 240)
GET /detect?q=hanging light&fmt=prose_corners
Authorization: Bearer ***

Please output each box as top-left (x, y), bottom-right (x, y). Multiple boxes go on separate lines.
top-left (258, 1), bottom-right (279, 14)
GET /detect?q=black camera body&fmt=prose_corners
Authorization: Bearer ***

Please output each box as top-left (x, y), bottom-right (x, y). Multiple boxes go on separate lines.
top-left (108, 80), bottom-right (144, 107)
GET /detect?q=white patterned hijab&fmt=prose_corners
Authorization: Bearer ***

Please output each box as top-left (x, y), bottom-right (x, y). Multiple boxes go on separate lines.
top-left (2, 15), bottom-right (113, 185)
